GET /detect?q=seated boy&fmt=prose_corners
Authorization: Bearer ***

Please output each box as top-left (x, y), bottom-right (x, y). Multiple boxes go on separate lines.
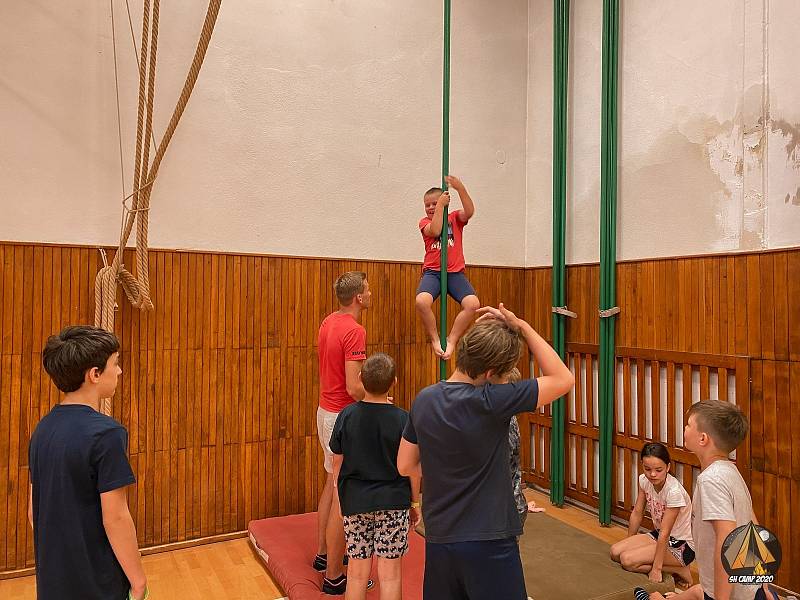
top-left (29, 326), bottom-right (147, 600)
top-left (330, 353), bottom-right (421, 600)
top-left (398, 304), bottom-right (574, 599)
top-left (635, 400), bottom-right (777, 600)
top-left (415, 174), bottom-right (480, 360)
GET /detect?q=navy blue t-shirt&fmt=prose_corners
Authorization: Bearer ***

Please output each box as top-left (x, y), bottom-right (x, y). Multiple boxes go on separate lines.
top-left (402, 379), bottom-right (538, 543)
top-left (329, 401), bottom-right (411, 516)
top-left (28, 404), bottom-right (136, 600)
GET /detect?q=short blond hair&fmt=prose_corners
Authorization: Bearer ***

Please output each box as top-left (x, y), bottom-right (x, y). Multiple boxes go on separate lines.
top-left (334, 271), bottom-right (366, 306)
top-left (687, 400), bottom-right (748, 453)
top-left (455, 321), bottom-right (522, 379)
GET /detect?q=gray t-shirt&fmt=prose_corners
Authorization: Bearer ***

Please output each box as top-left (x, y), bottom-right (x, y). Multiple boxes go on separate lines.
top-left (692, 460), bottom-right (758, 600)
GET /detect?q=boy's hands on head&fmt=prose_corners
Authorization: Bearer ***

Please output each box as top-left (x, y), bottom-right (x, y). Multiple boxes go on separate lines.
top-left (476, 303), bottom-right (524, 332)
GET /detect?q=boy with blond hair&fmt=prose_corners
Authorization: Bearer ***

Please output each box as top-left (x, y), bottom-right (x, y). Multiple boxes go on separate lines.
top-left (398, 304), bottom-right (574, 599)
top-left (635, 400), bottom-right (776, 600)
top-left (315, 271), bottom-right (373, 594)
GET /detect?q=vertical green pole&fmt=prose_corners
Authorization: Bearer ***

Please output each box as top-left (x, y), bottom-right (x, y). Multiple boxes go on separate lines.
top-left (550, 0), bottom-right (569, 507)
top-left (439, 0), bottom-right (451, 381)
top-left (599, 0), bottom-right (619, 526)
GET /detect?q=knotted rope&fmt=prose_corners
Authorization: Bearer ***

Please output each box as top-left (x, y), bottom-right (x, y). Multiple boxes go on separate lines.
top-left (96, 0), bottom-right (223, 414)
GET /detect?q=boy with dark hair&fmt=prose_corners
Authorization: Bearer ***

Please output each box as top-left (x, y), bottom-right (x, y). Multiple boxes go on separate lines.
top-left (636, 400), bottom-right (776, 600)
top-left (330, 353), bottom-right (420, 600)
top-left (29, 326), bottom-right (147, 600)
top-left (415, 175), bottom-right (480, 360)
top-left (398, 304), bottom-right (574, 599)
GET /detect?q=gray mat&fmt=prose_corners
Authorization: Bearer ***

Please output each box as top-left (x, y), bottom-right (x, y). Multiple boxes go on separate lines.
top-left (519, 512), bottom-right (674, 600)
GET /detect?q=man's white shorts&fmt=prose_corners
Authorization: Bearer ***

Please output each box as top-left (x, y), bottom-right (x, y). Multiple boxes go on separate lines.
top-left (316, 406), bottom-right (339, 473)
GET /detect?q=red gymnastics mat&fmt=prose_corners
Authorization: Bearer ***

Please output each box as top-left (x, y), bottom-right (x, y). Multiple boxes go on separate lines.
top-left (248, 512), bottom-right (425, 600)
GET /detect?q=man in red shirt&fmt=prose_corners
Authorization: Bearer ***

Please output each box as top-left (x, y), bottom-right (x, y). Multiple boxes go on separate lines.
top-left (314, 271), bottom-right (372, 594)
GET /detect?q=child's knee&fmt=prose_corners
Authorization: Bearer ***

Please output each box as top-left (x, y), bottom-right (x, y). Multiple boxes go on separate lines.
top-left (461, 295), bottom-right (480, 312)
top-left (609, 544), bottom-right (621, 562)
top-left (415, 293), bottom-right (433, 310)
top-left (619, 551), bottom-right (639, 570)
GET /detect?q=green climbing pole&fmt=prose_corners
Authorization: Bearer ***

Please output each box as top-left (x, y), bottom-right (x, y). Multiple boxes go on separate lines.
top-left (439, 0), bottom-right (451, 381)
top-left (550, 0), bottom-right (570, 508)
top-left (598, 0), bottom-right (619, 526)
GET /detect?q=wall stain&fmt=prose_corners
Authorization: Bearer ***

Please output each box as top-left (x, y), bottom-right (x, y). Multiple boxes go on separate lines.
top-left (771, 118), bottom-right (800, 163)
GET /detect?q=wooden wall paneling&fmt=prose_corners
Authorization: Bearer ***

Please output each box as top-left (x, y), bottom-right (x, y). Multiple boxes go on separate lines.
top-left (789, 252), bottom-right (800, 362)
top-left (773, 252), bottom-right (789, 361)
top-left (746, 255), bottom-right (761, 357)
top-left (760, 253), bottom-right (776, 361)
top-left (1, 242), bottom-right (799, 586)
top-left (792, 362), bottom-right (800, 483)
top-left (761, 360), bottom-right (778, 473)
top-left (775, 362), bottom-right (791, 478)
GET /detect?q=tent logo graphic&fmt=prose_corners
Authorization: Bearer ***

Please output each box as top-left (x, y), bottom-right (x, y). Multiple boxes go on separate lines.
top-left (721, 522), bottom-right (782, 585)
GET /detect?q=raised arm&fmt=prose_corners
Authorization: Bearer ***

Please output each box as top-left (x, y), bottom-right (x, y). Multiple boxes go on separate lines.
top-left (445, 175), bottom-right (474, 222)
top-left (477, 304), bottom-right (574, 407)
top-left (422, 192), bottom-right (450, 237)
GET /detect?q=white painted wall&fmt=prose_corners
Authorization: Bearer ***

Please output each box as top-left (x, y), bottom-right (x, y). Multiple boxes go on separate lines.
top-left (0, 1), bottom-right (529, 266)
top-left (526, 0), bottom-right (800, 266)
top-left (2, 1), bottom-right (798, 268)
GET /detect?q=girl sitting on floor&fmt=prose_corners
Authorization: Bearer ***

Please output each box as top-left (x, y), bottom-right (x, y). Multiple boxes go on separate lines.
top-left (610, 442), bottom-right (695, 589)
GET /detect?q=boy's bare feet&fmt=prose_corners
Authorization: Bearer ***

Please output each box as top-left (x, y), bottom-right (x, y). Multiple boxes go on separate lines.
top-left (430, 339), bottom-right (444, 358)
top-left (673, 567), bottom-right (693, 590)
top-left (442, 338), bottom-right (456, 360)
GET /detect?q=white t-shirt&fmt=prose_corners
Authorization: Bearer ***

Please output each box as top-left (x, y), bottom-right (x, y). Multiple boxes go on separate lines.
top-left (693, 460), bottom-right (758, 600)
top-left (639, 472), bottom-right (694, 548)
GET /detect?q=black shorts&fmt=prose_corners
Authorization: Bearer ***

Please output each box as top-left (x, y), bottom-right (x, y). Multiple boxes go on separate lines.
top-left (424, 538), bottom-right (526, 600)
top-left (416, 269), bottom-right (476, 304)
top-left (648, 529), bottom-right (695, 565)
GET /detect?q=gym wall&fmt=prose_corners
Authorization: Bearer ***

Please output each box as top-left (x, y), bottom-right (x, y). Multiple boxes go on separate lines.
top-left (0, 0), bottom-right (528, 267)
top-left (526, 0), bottom-right (800, 266)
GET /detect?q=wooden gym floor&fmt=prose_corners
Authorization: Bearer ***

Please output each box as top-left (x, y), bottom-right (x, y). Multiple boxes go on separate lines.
top-left (0, 490), bottom-right (649, 600)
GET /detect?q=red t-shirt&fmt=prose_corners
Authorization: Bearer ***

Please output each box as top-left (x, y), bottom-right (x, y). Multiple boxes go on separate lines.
top-left (419, 210), bottom-right (468, 272)
top-left (318, 312), bottom-right (367, 413)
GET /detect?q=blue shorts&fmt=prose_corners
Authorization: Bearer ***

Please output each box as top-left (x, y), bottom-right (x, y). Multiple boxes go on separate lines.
top-left (416, 270), bottom-right (476, 304)
top-left (423, 538), bottom-right (527, 600)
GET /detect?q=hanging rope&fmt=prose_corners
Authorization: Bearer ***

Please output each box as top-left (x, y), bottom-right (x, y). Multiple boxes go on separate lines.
top-left (96, 0), bottom-right (223, 414)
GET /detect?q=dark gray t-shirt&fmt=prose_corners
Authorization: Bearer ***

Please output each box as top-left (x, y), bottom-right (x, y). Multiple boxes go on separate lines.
top-left (402, 379), bottom-right (539, 543)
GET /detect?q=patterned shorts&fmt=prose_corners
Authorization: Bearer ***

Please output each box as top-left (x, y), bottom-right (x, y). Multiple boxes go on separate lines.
top-left (342, 509), bottom-right (410, 559)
